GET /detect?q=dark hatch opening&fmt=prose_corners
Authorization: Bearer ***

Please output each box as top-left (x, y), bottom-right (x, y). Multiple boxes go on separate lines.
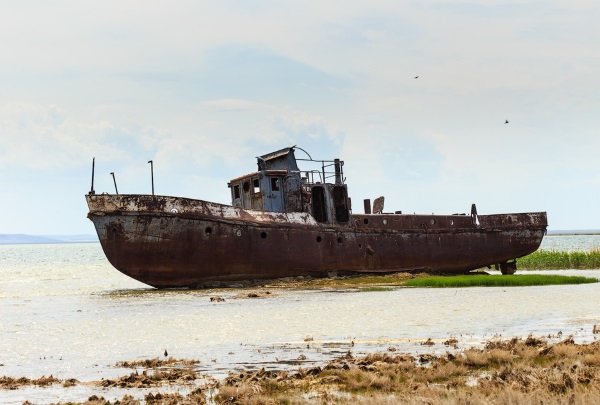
top-left (311, 186), bottom-right (327, 223)
top-left (333, 186), bottom-right (349, 223)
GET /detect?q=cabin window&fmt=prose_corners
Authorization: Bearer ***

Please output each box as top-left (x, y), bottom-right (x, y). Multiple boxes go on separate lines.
top-left (253, 178), bottom-right (260, 193)
top-left (332, 186), bottom-right (350, 223)
top-left (243, 181), bottom-right (250, 192)
top-left (311, 186), bottom-right (327, 223)
top-left (271, 177), bottom-right (280, 191)
top-left (234, 185), bottom-right (240, 199)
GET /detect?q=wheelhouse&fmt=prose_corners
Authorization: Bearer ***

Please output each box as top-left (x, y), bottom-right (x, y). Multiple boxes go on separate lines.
top-left (227, 146), bottom-right (351, 225)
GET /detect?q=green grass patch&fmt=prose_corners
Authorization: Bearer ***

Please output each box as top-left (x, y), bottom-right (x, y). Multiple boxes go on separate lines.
top-left (404, 274), bottom-right (598, 288)
top-left (518, 249), bottom-right (600, 270)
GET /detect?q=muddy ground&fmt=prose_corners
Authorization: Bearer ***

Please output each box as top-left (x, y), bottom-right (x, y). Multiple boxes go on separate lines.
top-left (3, 334), bottom-right (600, 404)
top-left (193, 272), bottom-right (421, 291)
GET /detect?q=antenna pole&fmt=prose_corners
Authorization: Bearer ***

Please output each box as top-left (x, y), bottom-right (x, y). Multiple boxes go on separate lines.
top-left (89, 157), bottom-right (95, 195)
top-left (110, 172), bottom-right (119, 195)
top-left (148, 160), bottom-right (154, 195)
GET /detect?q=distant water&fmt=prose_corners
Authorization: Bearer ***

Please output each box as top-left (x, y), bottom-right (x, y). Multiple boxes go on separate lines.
top-left (541, 234), bottom-right (600, 252)
top-left (1, 237), bottom-right (599, 404)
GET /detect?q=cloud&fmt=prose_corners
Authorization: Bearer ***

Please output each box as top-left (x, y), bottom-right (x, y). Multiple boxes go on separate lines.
top-left (268, 108), bottom-right (345, 146)
top-left (153, 101), bottom-right (345, 171)
top-left (0, 102), bottom-right (169, 171)
top-left (1, 1), bottom-right (600, 232)
top-left (199, 98), bottom-right (276, 112)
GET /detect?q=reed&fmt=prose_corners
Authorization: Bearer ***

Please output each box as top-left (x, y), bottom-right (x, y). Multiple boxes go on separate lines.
top-left (403, 274), bottom-right (598, 288)
top-left (518, 249), bottom-right (600, 269)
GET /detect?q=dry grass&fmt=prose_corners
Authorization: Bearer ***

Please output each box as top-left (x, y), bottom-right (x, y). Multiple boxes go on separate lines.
top-left (583, 353), bottom-right (600, 366)
top-left (0, 375), bottom-right (61, 389)
top-left (266, 272), bottom-right (418, 290)
top-left (213, 336), bottom-right (600, 404)
top-left (460, 347), bottom-right (515, 367)
top-left (10, 336), bottom-right (600, 404)
top-left (99, 367), bottom-right (199, 389)
top-left (115, 356), bottom-right (199, 368)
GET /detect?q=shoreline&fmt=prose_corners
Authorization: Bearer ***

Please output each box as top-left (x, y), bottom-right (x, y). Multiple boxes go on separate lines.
top-left (2, 333), bottom-right (600, 404)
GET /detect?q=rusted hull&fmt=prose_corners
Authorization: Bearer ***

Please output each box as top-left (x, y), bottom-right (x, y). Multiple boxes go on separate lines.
top-left (86, 194), bottom-right (547, 288)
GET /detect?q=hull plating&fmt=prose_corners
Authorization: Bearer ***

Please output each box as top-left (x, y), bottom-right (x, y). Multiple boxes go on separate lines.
top-left (87, 194), bottom-right (547, 288)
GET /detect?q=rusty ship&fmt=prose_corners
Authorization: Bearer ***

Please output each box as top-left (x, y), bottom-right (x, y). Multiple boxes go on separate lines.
top-left (86, 146), bottom-right (547, 288)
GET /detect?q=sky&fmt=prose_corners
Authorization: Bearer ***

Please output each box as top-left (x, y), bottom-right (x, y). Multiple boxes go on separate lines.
top-left (1, 0), bottom-right (599, 235)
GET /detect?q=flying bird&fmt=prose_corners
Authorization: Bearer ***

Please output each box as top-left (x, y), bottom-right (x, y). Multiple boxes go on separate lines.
top-left (414, 75), bottom-right (419, 79)
top-left (505, 120), bottom-right (509, 124)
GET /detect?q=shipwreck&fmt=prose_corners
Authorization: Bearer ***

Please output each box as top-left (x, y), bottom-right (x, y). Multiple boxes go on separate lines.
top-left (86, 146), bottom-right (547, 288)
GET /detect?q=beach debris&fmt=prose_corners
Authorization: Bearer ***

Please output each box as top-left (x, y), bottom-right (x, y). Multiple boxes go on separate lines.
top-left (210, 296), bottom-right (225, 302)
top-left (444, 337), bottom-right (459, 348)
top-left (234, 291), bottom-right (275, 299)
top-left (62, 378), bottom-right (79, 387)
top-left (421, 338), bottom-right (435, 346)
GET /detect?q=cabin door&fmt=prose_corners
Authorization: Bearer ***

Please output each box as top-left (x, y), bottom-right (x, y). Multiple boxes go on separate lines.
top-left (241, 180), bottom-right (252, 209)
top-left (283, 175), bottom-right (302, 212)
top-left (266, 176), bottom-right (285, 212)
top-left (251, 177), bottom-right (263, 211)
